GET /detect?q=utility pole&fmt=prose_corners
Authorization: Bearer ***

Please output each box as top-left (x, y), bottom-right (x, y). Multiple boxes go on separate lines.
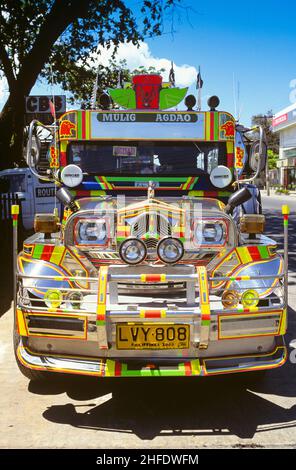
top-left (265, 154), bottom-right (270, 196)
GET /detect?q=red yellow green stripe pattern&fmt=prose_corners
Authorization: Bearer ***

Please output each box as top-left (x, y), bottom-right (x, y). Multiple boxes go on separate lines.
top-left (205, 112), bottom-right (219, 140)
top-left (31, 244), bottom-right (66, 264)
top-left (11, 204), bottom-right (19, 227)
top-left (226, 140), bottom-right (234, 169)
top-left (197, 266), bottom-right (211, 349)
top-left (96, 266), bottom-right (109, 350)
top-left (282, 205), bottom-right (289, 226)
top-left (139, 309), bottom-right (167, 318)
top-left (236, 245), bottom-right (270, 264)
top-left (140, 274), bottom-right (167, 283)
top-left (103, 358), bottom-right (202, 377)
top-left (77, 110), bottom-right (91, 140)
top-left (59, 140), bottom-right (67, 167)
top-left (181, 176), bottom-right (199, 190)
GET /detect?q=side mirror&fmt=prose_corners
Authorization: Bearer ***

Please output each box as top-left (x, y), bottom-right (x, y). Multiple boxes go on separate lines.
top-left (26, 121), bottom-right (41, 167)
top-left (249, 140), bottom-right (267, 173)
top-left (225, 187), bottom-right (252, 214)
top-left (30, 134), bottom-right (41, 166)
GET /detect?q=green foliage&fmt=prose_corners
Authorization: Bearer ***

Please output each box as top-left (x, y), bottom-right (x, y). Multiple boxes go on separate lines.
top-left (267, 149), bottom-right (278, 170)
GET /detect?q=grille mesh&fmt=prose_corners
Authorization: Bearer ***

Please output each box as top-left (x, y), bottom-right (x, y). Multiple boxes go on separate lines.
top-left (131, 214), bottom-right (171, 239)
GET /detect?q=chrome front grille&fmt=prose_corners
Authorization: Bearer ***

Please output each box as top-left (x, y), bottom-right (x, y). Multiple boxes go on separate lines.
top-left (131, 213), bottom-right (172, 250)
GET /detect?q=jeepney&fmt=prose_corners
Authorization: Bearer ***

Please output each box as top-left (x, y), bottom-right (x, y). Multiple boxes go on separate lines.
top-left (13, 74), bottom-right (289, 380)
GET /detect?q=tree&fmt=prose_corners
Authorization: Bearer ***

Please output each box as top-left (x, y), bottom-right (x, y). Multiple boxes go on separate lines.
top-left (251, 110), bottom-right (279, 155)
top-left (56, 60), bottom-right (167, 109)
top-left (267, 149), bottom-right (278, 170)
top-left (0, 0), bottom-right (183, 169)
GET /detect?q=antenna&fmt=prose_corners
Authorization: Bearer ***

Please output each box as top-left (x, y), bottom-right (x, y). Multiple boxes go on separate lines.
top-left (232, 74), bottom-right (241, 122)
top-left (49, 64), bottom-right (58, 212)
top-left (237, 80), bottom-right (241, 121)
top-left (91, 42), bottom-right (101, 109)
top-left (232, 72), bottom-right (237, 120)
top-left (91, 63), bottom-right (100, 109)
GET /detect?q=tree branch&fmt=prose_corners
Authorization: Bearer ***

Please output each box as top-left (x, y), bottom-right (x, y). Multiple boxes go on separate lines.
top-left (0, 41), bottom-right (16, 90)
top-left (0, 11), bottom-right (16, 90)
top-left (16, 0), bottom-right (93, 93)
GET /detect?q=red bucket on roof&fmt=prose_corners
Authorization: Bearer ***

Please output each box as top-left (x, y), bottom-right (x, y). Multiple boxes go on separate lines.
top-left (132, 74), bottom-right (162, 109)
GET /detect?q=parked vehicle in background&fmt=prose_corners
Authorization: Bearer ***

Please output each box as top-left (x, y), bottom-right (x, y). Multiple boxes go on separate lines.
top-left (0, 168), bottom-right (61, 230)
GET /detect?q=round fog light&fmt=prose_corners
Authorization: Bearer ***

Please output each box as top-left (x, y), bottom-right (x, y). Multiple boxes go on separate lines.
top-left (44, 289), bottom-right (63, 309)
top-left (241, 289), bottom-right (259, 308)
top-left (119, 238), bottom-right (147, 265)
top-left (66, 291), bottom-right (83, 309)
top-left (222, 290), bottom-right (239, 308)
top-left (157, 237), bottom-right (184, 264)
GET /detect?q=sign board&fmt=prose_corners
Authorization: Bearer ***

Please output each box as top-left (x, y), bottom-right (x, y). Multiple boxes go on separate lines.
top-left (91, 112), bottom-right (205, 140)
top-left (25, 95), bottom-right (66, 126)
top-left (273, 107), bottom-right (296, 131)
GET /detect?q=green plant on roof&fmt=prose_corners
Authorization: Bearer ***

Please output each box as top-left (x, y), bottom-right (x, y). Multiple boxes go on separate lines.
top-left (108, 88), bottom-right (136, 109)
top-left (108, 87), bottom-right (188, 110)
top-left (159, 87), bottom-right (188, 109)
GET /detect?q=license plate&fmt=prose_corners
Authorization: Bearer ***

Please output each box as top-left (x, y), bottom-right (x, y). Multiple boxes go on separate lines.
top-left (116, 323), bottom-right (190, 350)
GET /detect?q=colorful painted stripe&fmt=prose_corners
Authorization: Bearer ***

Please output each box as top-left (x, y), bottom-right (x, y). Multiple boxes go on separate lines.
top-left (96, 266), bottom-right (109, 350)
top-left (205, 112), bottom-right (219, 140)
top-left (226, 140), bottom-right (234, 168)
top-left (16, 309), bottom-right (28, 336)
top-left (197, 266), bottom-right (211, 349)
top-left (140, 274), bottom-right (167, 283)
top-left (31, 244), bottom-right (66, 264)
top-left (77, 110), bottom-right (90, 140)
top-left (104, 358), bottom-right (202, 377)
top-left (139, 309), bottom-right (166, 318)
top-left (59, 140), bottom-right (67, 167)
top-left (181, 176), bottom-right (199, 190)
top-left (236, 245), bottom-right (271, 264)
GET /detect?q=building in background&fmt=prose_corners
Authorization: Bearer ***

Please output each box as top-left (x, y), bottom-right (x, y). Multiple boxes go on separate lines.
top-left (273, 102), bottom-right (296, 187)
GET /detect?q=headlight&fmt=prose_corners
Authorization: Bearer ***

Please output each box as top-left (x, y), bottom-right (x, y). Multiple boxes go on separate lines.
top-left (157, 237), bottom-right (184, 264)
top-left (119, 238), bottom-right (147, 265)
top-left (194, 220), bottom-right (226, 246)
top-left (65, 291), bottom-right (84, 309)
top-left (75, 219), bottom-right (107, 245)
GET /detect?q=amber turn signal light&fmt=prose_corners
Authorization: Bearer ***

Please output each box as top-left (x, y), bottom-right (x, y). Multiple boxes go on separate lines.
top-left (240, 214), bottom-right (265, 234)
top-left (34, 213), bottom-right (60, 235)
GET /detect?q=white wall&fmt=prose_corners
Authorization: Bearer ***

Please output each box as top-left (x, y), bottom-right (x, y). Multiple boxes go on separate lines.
top-left (280, 125), bottom-right (296, 149)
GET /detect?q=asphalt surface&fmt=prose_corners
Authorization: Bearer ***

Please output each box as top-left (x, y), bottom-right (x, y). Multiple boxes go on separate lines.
top-left (1, 194), bottom-right (296, 449)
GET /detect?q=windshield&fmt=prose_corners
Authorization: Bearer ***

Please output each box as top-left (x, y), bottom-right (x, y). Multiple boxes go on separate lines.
top-left (68, 141), bottom-right (227, 175)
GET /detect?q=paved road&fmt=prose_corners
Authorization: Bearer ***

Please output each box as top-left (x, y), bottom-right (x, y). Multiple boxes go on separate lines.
top-left (1, 195), bottom-right (296, 449)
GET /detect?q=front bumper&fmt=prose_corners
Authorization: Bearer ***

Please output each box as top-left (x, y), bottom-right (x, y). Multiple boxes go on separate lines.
top-left (16, 262), bottom-right (287, 377)
top-left (17, 336), bottom-right (287, 377)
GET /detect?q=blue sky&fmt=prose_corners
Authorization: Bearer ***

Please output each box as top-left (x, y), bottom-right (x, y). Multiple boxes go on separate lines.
top-left (142, 0), bottom-right (296, 124)
top-left (1, 0), bottom-right (295, 125)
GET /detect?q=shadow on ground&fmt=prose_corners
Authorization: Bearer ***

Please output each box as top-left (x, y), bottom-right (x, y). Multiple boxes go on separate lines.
top-left (28, 363), bottom-right (296, 441)
top-left (27, 304), bottom-right (296, 441)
